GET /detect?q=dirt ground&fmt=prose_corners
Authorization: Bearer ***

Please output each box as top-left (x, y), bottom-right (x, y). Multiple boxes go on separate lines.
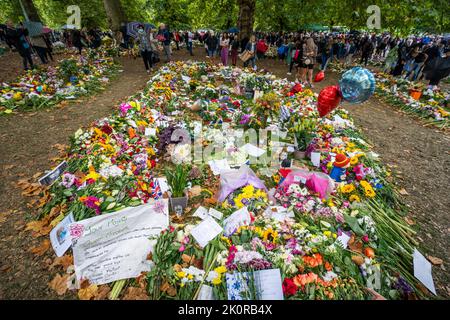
top-left (0, 47), bottom-right (448, 299)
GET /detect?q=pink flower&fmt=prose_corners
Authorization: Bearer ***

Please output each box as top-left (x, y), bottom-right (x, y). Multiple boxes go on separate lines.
top-left (179, 245), bottom-right (185, 252)
top-left (362, 235), bottom-right (369, 243)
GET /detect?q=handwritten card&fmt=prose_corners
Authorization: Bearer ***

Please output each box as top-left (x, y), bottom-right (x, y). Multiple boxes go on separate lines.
top-left (254, 269), bottom-right (284, 300)
top-left (335, 233), bottom-right (351, 249)
top-left (208, 208), bottom-right (223, 220)
top-left (208, 159), bottom-right (231, 175)
top-left (190, 217), bottom-right (223, 248)
top-left (222, 207), bottom-right (251, 237)
top-left (311, 152), bottom-right (321, 167)
top-left (413, 249), bottom-right (436, 295)
top-left (156, 177), bottom-right (170, 194)
top-left (70, 200), bottom-right (169, 285)
top-left (193, 206), bottom-right (209, 220)
top-left (50, 212), bottom-right (74, 257)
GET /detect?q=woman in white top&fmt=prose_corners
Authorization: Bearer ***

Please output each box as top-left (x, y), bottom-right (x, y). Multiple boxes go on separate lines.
top-left (220, 33), bottom-right (230, 66)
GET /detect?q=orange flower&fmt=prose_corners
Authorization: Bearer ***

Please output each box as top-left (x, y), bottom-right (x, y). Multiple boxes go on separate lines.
top-left (325, 261), bottom-right (332, 271)
top-left (302, 253), bottom-right (323, 268)
top-left (128, 127), bottom-right (136, 139)
top-left (293, 272), bottom-right (318, 287)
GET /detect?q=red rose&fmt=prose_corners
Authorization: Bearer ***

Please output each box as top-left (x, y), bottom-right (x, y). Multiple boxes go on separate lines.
top-left (282, 278), bottom-right (298, 297)
top-left (101, 124), bottom-right (113, 135)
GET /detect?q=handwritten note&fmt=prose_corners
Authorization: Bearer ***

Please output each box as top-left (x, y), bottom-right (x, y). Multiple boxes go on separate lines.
top-left (222, 207), bottom-right (251, 237)
top-left (311, 152), bottom-right (321, 167)
top-left (193, 206), bottom-right (209, 220)
top-left (50, 212), bottom-right (74, 257)
top-left (208, 159), bottom-right (231, 175)
top-left (190, 217), bottom-right (223, 248)
top-left (335, 233), bottom-right (351, 249)
top-left (70, 200), bottom-right (169, 285)
top-left (225, 269), bottom-right (284, 300)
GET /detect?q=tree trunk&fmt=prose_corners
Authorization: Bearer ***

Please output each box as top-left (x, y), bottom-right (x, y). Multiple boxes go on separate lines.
top-left (21, 0), bottom-right (40, 22)
top-left (103, 0), bottom-right (127, 32)
top-left (236, 0), bottom-right (256, 41)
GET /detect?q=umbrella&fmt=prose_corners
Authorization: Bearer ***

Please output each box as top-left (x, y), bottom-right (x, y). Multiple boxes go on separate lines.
top-left (127, 22), bottom-right (156, 39)
top-left (61, 24), bottom-right (78, 30)
top-left (228, 27), bottom-right (239, 34)
top-left (23, 21), bottom-right (43, 37)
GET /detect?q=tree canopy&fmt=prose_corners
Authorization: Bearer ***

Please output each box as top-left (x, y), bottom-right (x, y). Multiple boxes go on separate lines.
top-left (0, 0), bottom-right (448, 34)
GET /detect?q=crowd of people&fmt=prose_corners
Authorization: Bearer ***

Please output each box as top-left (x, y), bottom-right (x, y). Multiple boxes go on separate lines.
top-left (1, 21), bottom-right (449, 88)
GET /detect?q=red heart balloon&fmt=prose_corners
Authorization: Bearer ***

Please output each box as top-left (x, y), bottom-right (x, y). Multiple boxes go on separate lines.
top-left (314, 71), bottom-right (325, 82)
top-left (317, 85), bottom-right (342, 117)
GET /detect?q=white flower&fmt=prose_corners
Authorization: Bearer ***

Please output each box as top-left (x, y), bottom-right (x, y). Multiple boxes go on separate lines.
top-left (323, 271), bottom-right (338, 282)
top-left (206, 271), bottom-right (219, 282)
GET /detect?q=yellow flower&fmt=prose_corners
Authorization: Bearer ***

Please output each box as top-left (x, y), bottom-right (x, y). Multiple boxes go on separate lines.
top-left (349, 194), bottom-right (361, 202)
top-left (212, 277), bottom-right (222, 285)
top-left (360, 180), bottom-right (370, 188)
top-left (263, 228), bottom-right (278, 243)
top-left (187, 274), bottom-right (194, 280)
top-left (350, 157), bottom-right (358, 165)
top-left (365, 188), bottom-right (376, 198)
top-left (214, 266), bottom-right (227, 274)
top-left (341, 184), bottom-right (355, 194)
top-left (323, 231), bottom-right (332, 237)
top-left (242, 184), bottom-right (255, 195)
top-left (328, 199), bottom-right (335, 207)
top-left (176, 271), bottom-right (186, 278)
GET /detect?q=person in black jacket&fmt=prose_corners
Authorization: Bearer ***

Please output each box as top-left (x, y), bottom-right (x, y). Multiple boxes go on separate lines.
top-left (206, 31), bottom-right (218, 58)
top-left (5, 20), bottom-right (34, 70)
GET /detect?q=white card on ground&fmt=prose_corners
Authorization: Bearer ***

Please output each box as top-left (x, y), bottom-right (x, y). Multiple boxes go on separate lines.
top-left (70, 200), bottom-right (169, 285)
top-left (208, 159), bottom-right (231, 175)
top-left (208, 208), bottom-right (223, 220)
top-left (413, 249), bottom-right (436, 295)
top-left (156, 177), bottom-right (170, 193)
top-left (335, 233), bottom-right (351, 249)
top-left (193, 206), bottom-right (209, 220)
top-left (197, 284), bottom-right (215, 300)
top-left (222, 207), bottom-right (251, 237)
top-left (145, 127), bottom-right (157, 136)
top-left (190, 217), bottom-right (223, 248)
top-left (254, 268), bottom-right (284, 300)
top-left (311, 152), bottom-right (321, 167)
top-left (50, 212), bottom-right (75, 257)
top-left (38, 160), bottom-right (68, 186)
top-left (181, 75), bottom-right (191, 84)
top-left (240, 143), bottom-right (266, 157)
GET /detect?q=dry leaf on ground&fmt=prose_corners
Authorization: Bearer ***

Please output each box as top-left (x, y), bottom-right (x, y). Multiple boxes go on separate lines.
top-left (122, 286), bottom-right (148, 300)
top-left (29, 239), bottom-right (51, 256)
top-left (427, 256), bottom-right (443, 266)
top-left (78, 284), bottom-right (98, 300)
top-left (48, 273), bottom-right (70, 295)
top-left (49, 255), bottom-right (73, 271)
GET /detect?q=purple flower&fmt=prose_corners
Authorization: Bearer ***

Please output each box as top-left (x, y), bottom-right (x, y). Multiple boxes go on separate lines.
top-left (61, 173), bottom-right (76, 188)
top-left (239, 114), bottom-right (251, 125)
top-left (119, 103), bottom-right (132, 116)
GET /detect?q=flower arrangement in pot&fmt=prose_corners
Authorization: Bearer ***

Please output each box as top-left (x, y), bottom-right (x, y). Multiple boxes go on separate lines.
top-left (165, 164), bottom-right (190, 215)
top-left (292, 118), bottom-right (316, 159)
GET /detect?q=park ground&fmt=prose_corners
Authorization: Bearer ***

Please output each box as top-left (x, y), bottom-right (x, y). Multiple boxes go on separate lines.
top-left (0, 47), bottom-right (449, 299)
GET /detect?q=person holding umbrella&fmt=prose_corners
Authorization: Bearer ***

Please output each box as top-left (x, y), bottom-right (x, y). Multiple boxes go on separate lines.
top-left (136, 24), bottom-right (156, 73)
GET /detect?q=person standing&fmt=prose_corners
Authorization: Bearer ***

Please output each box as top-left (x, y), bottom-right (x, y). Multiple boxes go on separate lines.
top-left (136, 25), bottom-right (155, 73)
top-left (205, 31), bottom-right (218, 58)
top-left (220, 33), bottom-right (230, 66)
top-left (158, 23), bottom-right (172, 62)
top-left (186, 31), bottom-right (194, 56)
top-left (72, 29), bottom-right (86, 55)
top-left (230, 35), bottom-right (239, 66)
top-left (360, 38), bottom-right (374, 66)
top-left (30, 34), bottom-right (49, 64)
top-left (174, 31), bottom-right (180, 50)
top-left (302, 37), bottom-right (318, 87)
top-left (243, 35), bottom-right (257, 69)
top-left (5, 20), bottom-right (34, 70)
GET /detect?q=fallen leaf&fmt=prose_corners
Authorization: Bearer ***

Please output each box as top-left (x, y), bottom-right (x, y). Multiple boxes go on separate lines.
top-left (122, 286), bottom-right (148, 300)
top-left (398, 188), bottom-right (409, 195)
top-left (351, 255), bottom-right (365, 266)
top-left (48, 273), bottom-right (70, 295)
top-left (93, 285), bottom-right (111, 300)
top-left (49, 255), bottom-right (73, 271)
top-left (181, 254), bottom-right (192, 264)
top-left (29, 239), bottom-right (51, 256)
top-left (78, 284), bottom-right (98, 300)
top-left (4, 164), bottom-right (15, 170)
top-left (427, 256), bottom-right (443, 266)
top-left (404, 217), bottom-right (415, 225)
top-left (188, 185), bottom-right (202, 197)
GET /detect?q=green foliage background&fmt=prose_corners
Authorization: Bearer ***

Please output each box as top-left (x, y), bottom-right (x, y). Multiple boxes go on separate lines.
top-left (0, 0), bottom-right (448, 34)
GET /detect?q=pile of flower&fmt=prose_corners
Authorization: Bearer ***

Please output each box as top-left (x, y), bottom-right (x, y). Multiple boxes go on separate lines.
top-left (374, 72), bottom-right (449, 128)
top-left (30, 61), bottom-right (431, 300)
top-left (0, 48), bottom-right (119, 114)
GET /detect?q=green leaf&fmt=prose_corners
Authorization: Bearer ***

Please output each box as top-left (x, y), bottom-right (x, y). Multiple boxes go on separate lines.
top-left (344, 214), bottom-right (365, 236)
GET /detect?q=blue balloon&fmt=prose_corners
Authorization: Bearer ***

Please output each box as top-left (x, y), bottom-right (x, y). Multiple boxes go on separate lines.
top-left (338, 67), bottom-right (376, 104)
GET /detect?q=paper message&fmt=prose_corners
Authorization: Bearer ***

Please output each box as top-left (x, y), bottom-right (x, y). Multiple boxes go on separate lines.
top-left (208, 208), bottom-right (223, 220)
top-left (193, 206), bottom-right (209, 220)
top-left (335, 233), bottom-right (351, 249)
top-left (156, 177), bottom-right (170, 193)
top-left (50, 212), bottom-right (74, 257)
top-left (311, 152), bottom-right (321, 167)
top-left (190, 217), bottom-right (223, 248)
top-left (413, 249), bottom-right (436, 295)
top-left (240, 144), bottom-right (266, 157)
top-left (222, 207), bottom-right (251, 236)
top-left (197, 284), bottom-right (215, 300)
top-left (145, 128), bottom-right (157, 136)
top-left (70, 200), bottom-right (169, 285)
top-left (208, 159), bottom-right (231, 175)
top-left (225, 269), bottom-right (284, 300)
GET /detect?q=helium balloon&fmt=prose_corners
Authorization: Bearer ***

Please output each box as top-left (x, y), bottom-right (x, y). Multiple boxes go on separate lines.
top-left (314, 70), bottom-right (325, 82)
top-left (338, 67), bottom-right (375, 104)
top-left (317, 85), bottom-right (342, 117)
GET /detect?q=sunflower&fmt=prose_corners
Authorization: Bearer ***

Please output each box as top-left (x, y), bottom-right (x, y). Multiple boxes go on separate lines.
top-left (350, 157), bottom-right (359, 165)
top-left (341, 184), bottom-right (355, 194)
top-left (365, 188), bottom-right (376, 198)
top-left (349, 194), bottom-right (361, 202)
